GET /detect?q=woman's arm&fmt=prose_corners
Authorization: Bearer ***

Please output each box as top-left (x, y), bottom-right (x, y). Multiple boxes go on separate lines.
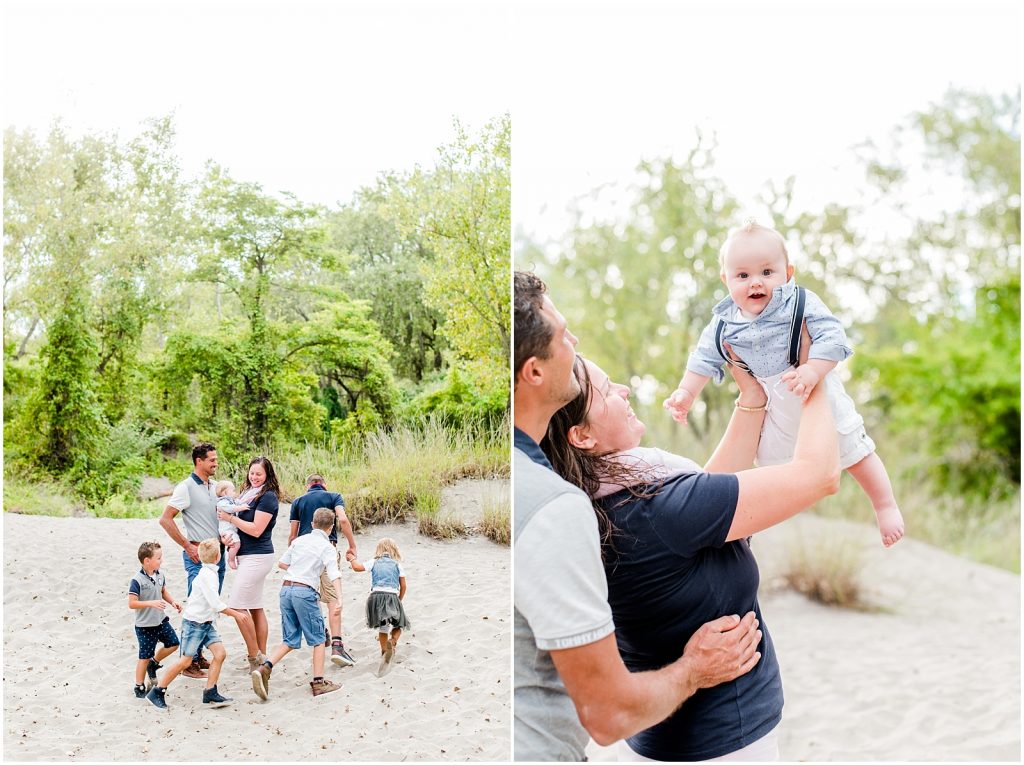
top-left (703, 367), bottom-right (767, 473)
top-left (726, 382), bottom-right (840, 541)
top-left (702, 337), bottom-right (774, 472)
top-left (228, 509), bottom-right (273, 538)
top-left (220, 492), bottom-right (276, 537)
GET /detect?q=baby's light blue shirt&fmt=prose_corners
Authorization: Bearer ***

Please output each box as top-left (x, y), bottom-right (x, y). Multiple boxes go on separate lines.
top-left (686, 279), bottom-right (852, 383)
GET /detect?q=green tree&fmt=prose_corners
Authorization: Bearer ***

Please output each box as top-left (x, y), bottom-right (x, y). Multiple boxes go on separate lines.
top-left (855, 89), bottom-right (1021, 492)
top-left (394, 115), bottom-right (511, 378)
top-left (327, 182), bottom-right (444, 382)
top-left (21, 284), bottom-right (103, 473)
top-left (192, 166), bottom-right (332, 443)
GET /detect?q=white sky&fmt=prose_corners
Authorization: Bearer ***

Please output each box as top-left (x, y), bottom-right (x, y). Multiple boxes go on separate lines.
top-left (510, 0), bottom-right (1021, 244)
top-left (2, 0), bottom-right (1019, 225)
top-left (2, 0), bottom-right (512, 206)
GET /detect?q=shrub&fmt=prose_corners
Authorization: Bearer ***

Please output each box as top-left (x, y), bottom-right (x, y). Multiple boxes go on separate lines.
top-left (480, 491), bottom-right (510, 545)
top-left (781, 534), bottom-right (867, 609)
top-left (415, 490), bottom-right (468, 540)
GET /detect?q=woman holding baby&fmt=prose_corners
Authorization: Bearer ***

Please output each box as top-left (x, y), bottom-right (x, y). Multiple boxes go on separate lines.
top-left (217, 455), bottom-right (281, 669)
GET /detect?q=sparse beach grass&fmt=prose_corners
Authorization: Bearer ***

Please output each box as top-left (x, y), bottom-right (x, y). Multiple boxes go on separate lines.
top-left (5, 416), bottom-right (510, 541)
top-left (2, 472), bottom-right (83, 517)
top-left (781, 532), bottom-right (869, 609)
top-left (414, 490), bottom-right (469, 539)
top-left (480, 489), bottom-right (511, 545)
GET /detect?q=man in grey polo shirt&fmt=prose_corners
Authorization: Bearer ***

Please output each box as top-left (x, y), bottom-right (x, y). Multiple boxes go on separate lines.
top-left (513, 272), bottom-right (762, 760)
top-left (158, 442), bottom-right (225, 679)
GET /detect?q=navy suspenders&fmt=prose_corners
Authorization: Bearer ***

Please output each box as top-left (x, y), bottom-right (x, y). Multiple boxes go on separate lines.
top-left (714, 286), bottom-right (806, 371)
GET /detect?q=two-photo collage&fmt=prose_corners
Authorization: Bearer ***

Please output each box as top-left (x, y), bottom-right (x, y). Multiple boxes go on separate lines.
top-left (2, 1), bottom-right (1021, 763)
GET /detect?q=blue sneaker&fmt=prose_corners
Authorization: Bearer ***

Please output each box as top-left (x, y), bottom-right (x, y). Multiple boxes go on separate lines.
top-left (202, 685), bottom-right (233, 708)
top-left (146, 685), bottom-right (168, 710)
top-left (147, 658), bottom-right (162, 681)
top-left (133, 683), bottom-right (148, 699)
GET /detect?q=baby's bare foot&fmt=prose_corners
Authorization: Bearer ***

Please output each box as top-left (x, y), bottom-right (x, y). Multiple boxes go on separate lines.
top-left (876, 505), bottom-right (905, 547)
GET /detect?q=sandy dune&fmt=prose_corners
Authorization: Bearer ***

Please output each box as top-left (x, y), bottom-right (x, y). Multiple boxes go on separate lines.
top-left (3, 503), bottom-right (510, 762)
top-left (586, 513), bottom-right (1020, 762)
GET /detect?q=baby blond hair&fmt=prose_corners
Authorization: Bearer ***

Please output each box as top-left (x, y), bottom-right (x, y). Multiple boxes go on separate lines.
top-left (374, 537), bottom-right (402, 561)
top-left (214, 480), bottom-right (235, 498)
top-left (719, 219), bottom-right (789, 272)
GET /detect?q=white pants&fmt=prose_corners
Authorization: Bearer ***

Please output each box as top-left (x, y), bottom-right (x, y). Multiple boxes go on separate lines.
top-left (755, 367), bottom-right (875, 471)
top-left (616, 728), bottom-right (780, 762)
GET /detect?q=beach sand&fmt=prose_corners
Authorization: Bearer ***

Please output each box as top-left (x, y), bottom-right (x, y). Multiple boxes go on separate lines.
top-left (586, 513), bottom-right (1021, 762)
top-left (3, 493), bottom-right (511, 761)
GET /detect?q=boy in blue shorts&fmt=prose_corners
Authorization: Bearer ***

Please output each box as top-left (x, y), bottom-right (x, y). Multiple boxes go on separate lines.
top-left (128, 541), bottom-right (183, 697)
top-left (146, 539), bottom-right (249, 709)
top-left (251, 507), bottom-right (343, 699)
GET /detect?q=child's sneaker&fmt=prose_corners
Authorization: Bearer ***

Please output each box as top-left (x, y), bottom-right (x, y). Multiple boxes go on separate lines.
top-left (146, 685), bottom-right (168, 710)
top-left (310, 678), bottom-right (341, 697)
top-left (251, 662), bottom-right (272, 701)
top-left (331, 641), bottom-right (355, 667)
top-left (147, 658), bottom-right (162, 681)
top-left (134, 683), bottom-right (148, 698)
top-left (377, 645), bottom-right (395, 677)
top-left (202, 685), bottom-right (233, 708)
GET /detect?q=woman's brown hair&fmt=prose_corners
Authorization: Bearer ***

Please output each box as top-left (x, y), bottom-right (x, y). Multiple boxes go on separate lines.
top-left (540, 355), bottom-right (661, 560)
top-left (241, 456), bottom-right (281, 506)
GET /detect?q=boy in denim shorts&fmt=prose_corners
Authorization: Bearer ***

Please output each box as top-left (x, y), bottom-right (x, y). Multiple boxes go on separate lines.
top-left (146, 539), bottom-right (246, 709)
top-left (251, 507), bottom-right (343, 699)
top-left (128, 542), bottom-right (183, 697)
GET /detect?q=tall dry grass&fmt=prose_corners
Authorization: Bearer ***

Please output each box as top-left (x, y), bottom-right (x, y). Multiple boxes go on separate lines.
top-left (781, 532), bottom-right (870, 609)
top-left (479, 486), bottom-right (511, 545)
top-left (266, 417), bottom-right (509, 539)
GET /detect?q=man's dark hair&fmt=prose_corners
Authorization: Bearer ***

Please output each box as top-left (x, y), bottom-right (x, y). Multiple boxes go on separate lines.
top-left (192, 442), bottom-right (216, 465)
top-left (514, 271), bottom-right (554, 382)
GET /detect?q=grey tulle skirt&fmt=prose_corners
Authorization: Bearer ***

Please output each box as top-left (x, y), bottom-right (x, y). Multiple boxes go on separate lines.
top-left (365, 591), bottom-right (410, 630)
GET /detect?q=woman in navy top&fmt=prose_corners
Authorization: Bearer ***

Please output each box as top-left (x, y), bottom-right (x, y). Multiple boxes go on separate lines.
top-left (542, 354), bottom-right (839, 761)
top-left (218, 456), bottom-right (280, 660)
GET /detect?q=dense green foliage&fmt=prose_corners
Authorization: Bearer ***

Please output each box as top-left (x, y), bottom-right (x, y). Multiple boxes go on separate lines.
top-left (521, 89), bottom-right (1019, 569)
top-left (4, 115), bottom-right (511, 510)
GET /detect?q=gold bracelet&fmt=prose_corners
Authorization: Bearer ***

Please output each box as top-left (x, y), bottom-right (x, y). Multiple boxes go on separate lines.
top-left (734, 397), bottom-right (767, 412)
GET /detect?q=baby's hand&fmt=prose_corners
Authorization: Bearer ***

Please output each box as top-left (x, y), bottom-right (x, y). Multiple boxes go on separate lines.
top-left (663, 388), bottom-right (695, 424)
top-left (345, 549), bottom-right (357, 562)
top-left (781, 364), bottom-right (820, 402)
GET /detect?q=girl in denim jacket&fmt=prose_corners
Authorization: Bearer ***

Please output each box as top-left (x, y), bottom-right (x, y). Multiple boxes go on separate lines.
top-left (347, 538), bottom-right (409, 676)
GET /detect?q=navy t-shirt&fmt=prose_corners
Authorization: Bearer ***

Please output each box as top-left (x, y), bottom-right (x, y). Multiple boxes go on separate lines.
top-left (237, 490), bottom-right (279, 556)
top-left (602, 472), bottom-right (783, 761)
top-left (289, 485), bottom-right (345, 544)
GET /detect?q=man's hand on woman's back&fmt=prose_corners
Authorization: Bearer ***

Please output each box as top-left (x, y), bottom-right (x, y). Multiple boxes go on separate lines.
top-left (680, 611), bottom-right (762, 689)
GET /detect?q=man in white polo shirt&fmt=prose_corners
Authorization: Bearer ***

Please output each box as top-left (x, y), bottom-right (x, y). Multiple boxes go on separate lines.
top-left (513, 271), bottom-right (763, 760)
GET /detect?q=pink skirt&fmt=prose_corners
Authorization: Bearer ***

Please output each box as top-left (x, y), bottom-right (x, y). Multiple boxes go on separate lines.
top-left (228, 553), bottom-right (275, 609)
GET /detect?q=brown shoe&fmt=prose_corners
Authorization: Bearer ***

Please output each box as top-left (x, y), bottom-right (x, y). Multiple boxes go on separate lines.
top-left (182, 661), bottom-right (208, 679)
top-left (251, 663), bottom-right (272, 701)
top-left (310, 678), bottom-right (341, 697)
top-left (196, 654), bottom-right (211, 671)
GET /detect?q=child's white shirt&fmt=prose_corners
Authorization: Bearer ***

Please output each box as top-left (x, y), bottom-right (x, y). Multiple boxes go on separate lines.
top-left (182, 563), bottom-right (227, 623)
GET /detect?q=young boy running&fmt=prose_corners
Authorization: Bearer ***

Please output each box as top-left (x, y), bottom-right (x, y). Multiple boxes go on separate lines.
top-left (251, 507), bottom-right (343, 699)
